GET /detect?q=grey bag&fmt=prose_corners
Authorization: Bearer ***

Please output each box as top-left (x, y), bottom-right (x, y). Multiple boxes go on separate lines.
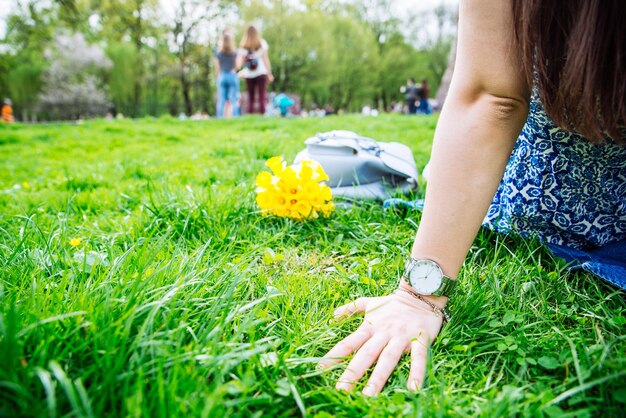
top-left (294, 130), bottom-right (419, 201)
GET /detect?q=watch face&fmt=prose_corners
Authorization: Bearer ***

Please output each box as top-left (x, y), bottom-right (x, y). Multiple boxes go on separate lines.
top-left (408, 260), bottom-right (443, 295)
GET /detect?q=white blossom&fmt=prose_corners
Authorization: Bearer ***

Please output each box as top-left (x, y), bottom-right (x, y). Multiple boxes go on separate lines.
top-left (38, 32), bottom-right (112, 119)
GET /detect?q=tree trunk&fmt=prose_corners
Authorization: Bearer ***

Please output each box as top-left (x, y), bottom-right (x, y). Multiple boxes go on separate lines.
top-left (133, 78), bottom-right (142, 117)
top-left (200, 56), bottom-right (211, 114)
top-left (132, 10), bottom-right (143, 117)
top-left (181, 72), bottom-right (192, 116)
top-left (150, 46), bottom-right (159, 116)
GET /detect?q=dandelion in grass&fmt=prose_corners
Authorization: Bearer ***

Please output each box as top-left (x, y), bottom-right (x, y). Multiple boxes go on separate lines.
top-left (255, 156), bottom-right (334, 220)
top-left (69, 237), bottom-right (82, 247)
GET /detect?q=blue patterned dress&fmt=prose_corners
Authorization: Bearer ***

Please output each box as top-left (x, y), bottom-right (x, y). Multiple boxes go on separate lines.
top-left (383, 93), bottom-right (626, 287)
top-left (484, 94), bottom-right (626, 252)
top-left (483, 94), bottom-right (626, 289)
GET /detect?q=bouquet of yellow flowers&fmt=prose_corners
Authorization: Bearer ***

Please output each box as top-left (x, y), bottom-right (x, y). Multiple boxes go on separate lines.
top-left (255, 156), bottom-right (335, 220)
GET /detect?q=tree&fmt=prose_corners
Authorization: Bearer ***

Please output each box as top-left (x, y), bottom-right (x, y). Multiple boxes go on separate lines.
top-left (98, 0), bottom-right (159, 116)
top-left (106, 42), bottom-right (138, 115)
top-left (241, 0), bottom-right (379, 111)
top-left (0, 0), bottom-right (458, 118)
top-left (38, 32), bottom-right (111, 119)
top-left (405, 3), bottom-right (458, 92)
top-left (8, 59), bottom-right (44, 121)
top-left (2, 1), bottom-right (55, 120)
top-left (169, 0), bottom-right (232, 116)
top-left (325, 16), bottom-right (379, 110)
top-left (378, 33), bottom-right (428, 109)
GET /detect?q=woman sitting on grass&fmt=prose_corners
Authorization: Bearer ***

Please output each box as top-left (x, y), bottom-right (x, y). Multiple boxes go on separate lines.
top-left (321, 0), bottom-right (625, 396)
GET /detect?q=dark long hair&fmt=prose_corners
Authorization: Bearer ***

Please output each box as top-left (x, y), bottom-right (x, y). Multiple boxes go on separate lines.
top-left (512, 0), bottom-right (625, 145)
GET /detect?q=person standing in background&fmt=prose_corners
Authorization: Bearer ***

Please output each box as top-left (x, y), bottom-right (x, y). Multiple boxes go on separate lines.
top-left (214, 31), bottom-right (240, 118)
top-left (238, 25), bottom-right (274, 115)
top-left (400, 78), bottom-right (419, 114)
top-left (2, 99), bottom-right (14, 123)
top-left (418, 78), bottom-right (431, 115)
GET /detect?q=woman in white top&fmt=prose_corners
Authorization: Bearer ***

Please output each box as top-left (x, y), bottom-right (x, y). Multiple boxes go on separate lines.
top-left (237, 25), bottom-right (274, 115)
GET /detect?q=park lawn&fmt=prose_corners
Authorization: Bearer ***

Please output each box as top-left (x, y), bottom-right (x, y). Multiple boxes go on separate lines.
top-left (0, 114), bottom-right (624, 417)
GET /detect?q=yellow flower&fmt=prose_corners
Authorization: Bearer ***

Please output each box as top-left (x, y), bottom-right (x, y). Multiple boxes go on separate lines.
top-left (22, 181), bottom-right (29, 188)
top-left (256, 191), bottom-right (273, 210)
top-left (298, 160), bottom-right (313, 181)
top-left (293, 201), bottom-right (312, 218)
top-left (265, 156), bottom-right (285, 175)
top-left (255, 171), bottom-right (273, 189)
top-left (320, 185), bottom-right (332, 201)
top-left (255, 157), bottom-right (334, 220)
top-left (278, 166), bottom-right (298, 187)
top-left (312, 162), bottom-right (329, 182)
top-left (320, 202), bottom-right (335, 217)
top-left (69, 237), bottom-right (82, 247)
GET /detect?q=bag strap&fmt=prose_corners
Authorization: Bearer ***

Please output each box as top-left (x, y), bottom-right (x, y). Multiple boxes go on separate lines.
top-left (314, 131), bottom-right (381, 154)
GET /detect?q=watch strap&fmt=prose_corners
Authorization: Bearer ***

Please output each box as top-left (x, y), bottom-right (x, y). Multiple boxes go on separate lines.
top-left (431, 275), bottom-right (457, 297)
top-left (403, 258), bottom-right (417, 278)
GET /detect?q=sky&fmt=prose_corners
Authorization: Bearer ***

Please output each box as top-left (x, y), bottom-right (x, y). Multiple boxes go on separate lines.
top-left (159, 0), bottom-right (457, 15)
top-left (393, 0), bottom-right (457, 14)
top-left (0, 0), bottom-right (458, 41)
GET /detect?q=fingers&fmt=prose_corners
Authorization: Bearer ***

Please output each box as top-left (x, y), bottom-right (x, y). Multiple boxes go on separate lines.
top-left (336, 334), bottom-right (388, 392)
top-left (320, 328), bottom-right (371, 368)
top-left (408, 338), bottom-right (429, 391)
top-left (362, 340), bottom-right (406, 396)
top-left (333, 297), bottom-right (369, 320)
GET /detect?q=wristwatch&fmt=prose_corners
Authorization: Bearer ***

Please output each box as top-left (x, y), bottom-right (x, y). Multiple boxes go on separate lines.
top-left (403, 258), bottom-right (457, 297)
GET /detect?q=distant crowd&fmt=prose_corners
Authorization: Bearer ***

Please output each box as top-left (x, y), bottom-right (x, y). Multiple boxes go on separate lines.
top-left (1, 25), bottom-right (435, 124)
top-left (212, 24), bottom-right (435, 119)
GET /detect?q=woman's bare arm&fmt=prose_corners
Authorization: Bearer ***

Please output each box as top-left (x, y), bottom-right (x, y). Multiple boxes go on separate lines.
top-left (213, 58), bottom-right (220, 77)
top-left (235, 52), bottom-right (243, 72)
top-left (413, 0), bottom-right (530, 282)
top-left (322, 0), bottom-right (531, 396)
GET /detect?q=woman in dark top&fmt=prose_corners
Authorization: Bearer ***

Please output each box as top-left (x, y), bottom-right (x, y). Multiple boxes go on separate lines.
top-left (418, 78), bottom-right (431, 115)
top-left (214, 31), bottom-right (240, 118)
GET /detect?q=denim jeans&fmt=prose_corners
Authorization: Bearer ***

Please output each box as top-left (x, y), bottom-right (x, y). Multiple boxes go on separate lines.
top-left (418, 98), bottom-right (431, 115)
top-left (406, 99), bottom-right (417, 114)
top-left (217, 71), bottom-right (240, 117)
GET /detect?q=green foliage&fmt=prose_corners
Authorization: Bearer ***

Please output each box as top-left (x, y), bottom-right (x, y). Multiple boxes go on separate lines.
top-left (37, 33), bottom-right (112, 120)
top-left (2, 2), bottom-right (54, 119)
top-left (0, 115), bottom-right (624, 417)
top-left (1, 0), bottom-right (453, 119)
top-left (106, 42), bottom-right (138, 115)
top-left (97, 0), bottom-right (160, 116)
top-left (378, 34), bottom-right (431, 108)
top-left (244, 3), bottom-right (378, 111)
top-left (241, 0), bottom-right (443, 111)
top-left (324, 16), bottom-right (379, 110)
top-left (7, 57), bottom-right (44, 119)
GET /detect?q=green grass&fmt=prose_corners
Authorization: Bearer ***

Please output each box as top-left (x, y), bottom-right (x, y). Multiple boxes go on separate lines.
top-left (0, 114), bottom-right (624, 417)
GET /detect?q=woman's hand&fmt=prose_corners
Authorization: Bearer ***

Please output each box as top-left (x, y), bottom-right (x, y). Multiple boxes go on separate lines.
top-left (320, 291), bottom-right (444, 396)
top-left (267, 73), bottom-right (275, 83)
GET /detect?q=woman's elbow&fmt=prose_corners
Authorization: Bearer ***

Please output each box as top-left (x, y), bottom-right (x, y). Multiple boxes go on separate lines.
top-left (467, 93), bottom-right (529, 125)
top-left (482, 93), bottom-right (529, 124)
